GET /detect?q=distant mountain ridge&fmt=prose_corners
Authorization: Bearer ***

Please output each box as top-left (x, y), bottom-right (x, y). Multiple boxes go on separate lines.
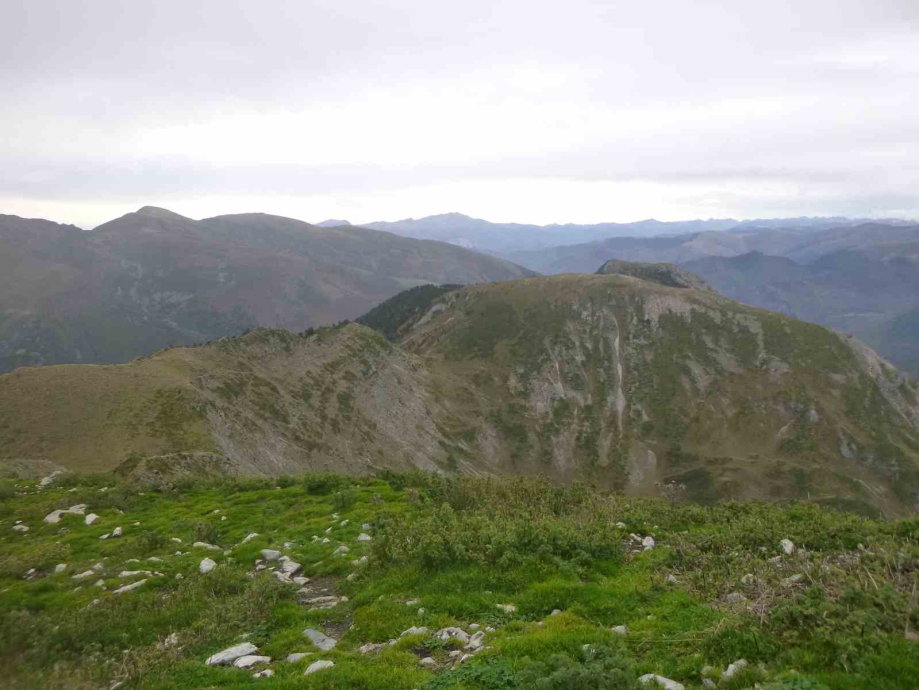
top-left (0, 207), bottom-right (533, 373)
top-left (349, 212), bottom-right (904, 255)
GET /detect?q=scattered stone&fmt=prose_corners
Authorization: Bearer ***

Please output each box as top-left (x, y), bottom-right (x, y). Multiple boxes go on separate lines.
top-left (346, 573), bottom-right (357, 582)
top-left (362, 523), bottom-right (371, 530)
top-left (321, 537), bottom-right (330, 544)
top-left (233, 655), bottom-right (271, 669)
top-left (782, 574), bottom-right (805, 587)
top-left (702, 680), bottom-right (716, 689)
top-left (119, 570), bottom-right (157, 577)
top-left (304, 660), bottom-right (334, 675)
top-left (780, 539), bottom-right (795, 555)
top-left (612, 625), bottom-right (628, 635)
top-left (39, 470), bottom-right (65, 487)
top-left (54, 564), bottom-right (67, 574)
top-left (722, 659), bottom-right (747, 680)
top-left (496, 603), bottom-right (516, 613)
top-left (356, 533), bottom-right (372, 542)
top-left (333, 545), bottom-right (350, 556)
top-left (436, 627), bottom-right (470, 644)
top-left (550, 609), bottom-right (562, 615)
top-left (100, 534), bottom-right (110, 540)
top-left (72, 570), bottom-right (95, 581)
top-left (465, 631), bottom-right (485, 651)
top-left (261, 549), bottom-right (281, 561)
top-left (740, 573), bottom-right (756, 586)
top-left (241, 533), bottom-right (259, 544)
top-left (287, 652), bottom-right (310, 662)
top-left (485, 627), bottom-right (496, 633)
top-left (252, 669), bottom-right (274, 679)
top-left (418, 607), bottom-right (425, 616)
top-left (175, 573), bottom-right (184, 580)
top-left (300, 594), bottom-right (341, 609)
top-left (616, 521), bottom-right (627, 529)
top-left (303, 628), bottom-right (337, 651)
top-left (221, 516), bottom-right (227, 521)
top-left (469, 623), bottom-right (481, 630)
top-left (111, 526), bottom-right (123, 538)
top-left (193, 542), bottom-right (221, 551)
top-left (278, 557), bottom-right (302, 576)
top-left (642, 536), bottom-right (656, 550)
top-left (274, 571), bottom-right (292, 584)
top-left (12, 524), bottom-right (28, 533)
top-left (725, 592), bottom-right (748, 605)
top-left (448, 650), bottom-right (462, 659)
top-left (114, 579), bottom-right (148, 595)
top-left (360, 643), bottom-right (385, 654)
top-left (638, 674), bottom-right (685, 690)
top-left (340, 520), bottom-right (349, 526)
top-left (85, 514), bottom-right (100, 525)
top-left (43, 505), bottom-right (88, 524)
top-left (400, 626), bottom-right (429, 637)
top-left (420, 657), bottom-right (435, 667)
top-left (94, 579), bottom-right (106, 587)
top-left (205, 642), bottom-right (259, 666)
top-left (147, 557), bottom-right (164, 563)
top-left (199, 558), bottom-right (217, 574)
top-left (666, 574), bottom-right (679, 584)
top-left (405, 599), bottom-right (420, 606)
top-left (171, 538), bottom-right (183, 543)
top-left (293, 576), bottom-right (309, 586)
top-left (163, 632), bottom-right (180, 648)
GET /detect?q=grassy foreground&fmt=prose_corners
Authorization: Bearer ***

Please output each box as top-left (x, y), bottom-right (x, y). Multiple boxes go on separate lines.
top-left (2, 471), bottom-right (919, 689)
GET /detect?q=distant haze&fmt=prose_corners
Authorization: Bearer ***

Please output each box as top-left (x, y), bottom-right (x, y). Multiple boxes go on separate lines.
top-left (2, 0), bottom-right (918, 228)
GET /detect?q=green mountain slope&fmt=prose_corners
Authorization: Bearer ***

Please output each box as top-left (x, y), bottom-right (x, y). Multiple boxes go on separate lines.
top-left (2, 269), bottom-right (918, 515)
top-left (0, 208), bottom-right (532, 372)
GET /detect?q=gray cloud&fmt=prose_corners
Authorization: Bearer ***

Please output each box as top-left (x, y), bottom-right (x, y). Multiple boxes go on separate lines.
top-left (1, 0), bottom-right (918, 226)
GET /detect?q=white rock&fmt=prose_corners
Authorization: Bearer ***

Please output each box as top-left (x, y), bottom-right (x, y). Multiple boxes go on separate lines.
top-left (111, 526), bottom-right (123, 537)
top-left (550, 609), bottom-right (561, 615)
top-left (469, 623), bottom-right (480, 630)
top-left (496, 603), bottom-right (516, 613)
top-left (420, 656), bottom-right (435, 667)
top-left (43, 504), bottom-right (88, 524)
top-left (293, 576), bottom-right (309, 586)
top-left (193, 542), bottom-right (221, 551)
top-left (638, 674), bottom-right (685, 690)
top-left (199, 558), bottom-right (217, 574)
top-left (780, 538), bottom-right (795, 555)
top-left (241, 533), bottom-right (259, 544)
top-left (100, 534), bottom-right (110, 540)
top-left (171, 537), bottom-right (183, 543)
top-left (304, 660), bottom-right (334, 675)
top-left (274, 571), bottom-right (293, 584)
top-left (722, 659), bottom-right (748, 680)
top-left (356, 533), bottom-right (372, 542)
top-left (147, 557), bottom-right (164, 563)
top-left (362, 523), bottom-right (371, 530)
top-left (278, 558), bottom-right (302, 576)
top-left (85, 514), bottom-right (100, 525)
top-left (418, 607), bottom-right (425, 616)
top-left (405, 599), bottom-right (420, 606)
top-left (359, 643), bottom-right (385, 654)
top-left (54, 564), bottom-right (67, 573)
top-left (340, 520), bottom-right (349, 526)
top-left (287, 652), bottom-right (311, 662)
top-left (436, 627), bottom-right (470, 644)
top-left (725, 592), bottom-right (748, 605)
top-left (39, 470), bottom-right (65, 487)
top-left (119, 570), bottom-right (156, 577)
top-left (252, 669), bottom-right (274, 679)
top-left (233, 655), bottom-right (271, 669)
top-left (12, 525), bottom-right (28, 533)
top-left (400, 626), bottom-right (429, 637)
top-left (702, 680), bottom-right (716, 689)
top-left (163, 632), bottom-right (180, 648)
top-left (113, 579), bottom-right (147, 595)
top-left (642, 536), bottom-right (656, 549)
top-left (782, 574), bottom-right (805, 587)
top-left (333, 545), bottom-right (350, 555)
top-left (221, 516), bottom-right (226, 521)
top-left (94, 579), bottom-right (106, 587)
top-left (321, 537), bottom-right (331, 544)
top-left (616, 521), bottom-right (627, 528)
top-left (205, 642), bottom-right (258, 666)
top-left (175, 573), bottom-right (184, 580)
top-left (303, 628), bottom-right (337, 651)
top-left (612, 625), bottom-right (628, 635)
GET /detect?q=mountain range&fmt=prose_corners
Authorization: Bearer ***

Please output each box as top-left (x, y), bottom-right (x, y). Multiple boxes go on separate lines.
top-left (3, 263), bottom-right (918, 517)
top-left (0, 207), bottom-right (531, 373)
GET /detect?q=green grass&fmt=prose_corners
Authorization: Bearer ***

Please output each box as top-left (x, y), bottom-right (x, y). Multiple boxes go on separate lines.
top-left (2, 472), bottom-right (919, 689)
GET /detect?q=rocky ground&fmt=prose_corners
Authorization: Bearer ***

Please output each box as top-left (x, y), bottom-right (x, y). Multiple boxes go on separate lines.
top-left (2, 469), bottom-right (919, 689)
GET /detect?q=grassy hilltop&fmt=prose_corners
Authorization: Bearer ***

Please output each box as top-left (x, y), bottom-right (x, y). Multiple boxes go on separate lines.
top-left (2, 471), bottom-right (919, 689)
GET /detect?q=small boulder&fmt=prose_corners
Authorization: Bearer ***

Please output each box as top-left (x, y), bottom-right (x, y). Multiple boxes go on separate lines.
top-left (241, 533), bottom-right (259, 544)
top-left (260, 549), bottom-right (281, 561)
top-left (725, 592), bottom-right (748, 605)
top-left (252, 669), bottom-right (274, 679)
top-left (233, 655), bottom-right (271, 669)
top-left (111, 526), bottom-right (123, 538)
top-left (400, 626), bottom-right (429, 637)
top-left (193, 542), bottom-right (221, 551)
top-left (419, 657), bottom-right (435, 667)
top-left (304, 660), bottom-right (334, 675)
top-left (333, 545), bottom-right (350, 556)
top-left (54, 564), bottom-right (67, 574)
top-left (113, 579), bottom-right (148, 595)
top-left (780, 538), bottom-right (795, 555)
top-left (612, 625), bottom-right (628, 635)
top-left (287, 652), bottom-right (310, 662)
top-left (356, 533), bottom-right (372, 542)
top-left (638, 674), bottom-right (685, 690)
top-left (199, 558), bottom-right (217, 574)
top-left (359, 643), bottom-right (385, 654)
top-left (303, 628), bottom-right (337, 651)
top-left (496, 603), bottom-right (516, 613)
top-left (722, 659), bottom-right (747, 680)
top-left (205, 642), bottom-right (259, 666)
top-left (85, 514), bottom-right (99, 525)
top-left (642, 536), bottom-right (656, 550)
top-left (12, 524), bottom-right (28, 533)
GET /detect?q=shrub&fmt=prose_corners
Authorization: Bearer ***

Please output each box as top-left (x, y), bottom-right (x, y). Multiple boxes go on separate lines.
top-left (192, 521), bottom-right (220, 544)
top-left (303, 473), bottom-right (348, 495)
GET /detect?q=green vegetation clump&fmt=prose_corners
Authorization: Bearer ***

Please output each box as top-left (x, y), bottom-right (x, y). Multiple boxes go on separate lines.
top-left (357, 284), bottom-right (463, 341)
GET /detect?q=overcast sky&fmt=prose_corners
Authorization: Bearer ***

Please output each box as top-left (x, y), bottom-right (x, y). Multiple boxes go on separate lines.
top-left (2, 0), bottom-right (917, 228)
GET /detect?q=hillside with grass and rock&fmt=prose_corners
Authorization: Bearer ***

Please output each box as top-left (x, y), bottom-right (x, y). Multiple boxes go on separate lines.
top-left (2, 470), bottom-right (919, 689)
top-left (2, 266), bottom-right (919, 517)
